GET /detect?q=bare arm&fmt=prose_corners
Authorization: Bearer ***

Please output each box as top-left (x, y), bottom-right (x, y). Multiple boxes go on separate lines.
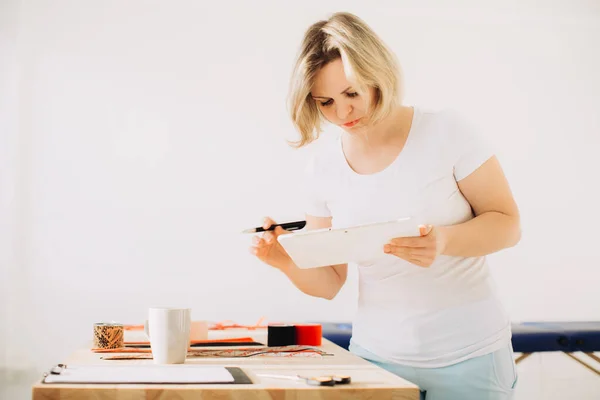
top-left (439, 156), bottom-right (521, 257)
top-left (385, 156), bottom-right (521, 266)
top-left (277, 215), bottom-right (348, 300)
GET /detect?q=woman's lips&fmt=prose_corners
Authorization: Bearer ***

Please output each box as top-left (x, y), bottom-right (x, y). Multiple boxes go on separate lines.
top-left (342, 118), bottom-right (361, 128)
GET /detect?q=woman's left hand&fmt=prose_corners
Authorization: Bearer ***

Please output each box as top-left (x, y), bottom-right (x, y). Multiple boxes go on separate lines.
top-left (383, 225), bottom-right (446, 267)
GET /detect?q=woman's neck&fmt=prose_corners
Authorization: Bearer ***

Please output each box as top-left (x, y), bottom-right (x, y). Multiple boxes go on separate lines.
top-left (345, 106), bottom-right (414, 151)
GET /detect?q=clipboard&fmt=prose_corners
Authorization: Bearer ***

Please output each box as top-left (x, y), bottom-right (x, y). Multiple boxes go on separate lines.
top-left (277, 217), bottom-right (420, 268)
top-left (42, 364), bottom-right (253, 384)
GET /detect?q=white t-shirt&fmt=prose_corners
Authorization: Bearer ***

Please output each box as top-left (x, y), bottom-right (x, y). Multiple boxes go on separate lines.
top-left (303, 106), bottom-right (512, 368)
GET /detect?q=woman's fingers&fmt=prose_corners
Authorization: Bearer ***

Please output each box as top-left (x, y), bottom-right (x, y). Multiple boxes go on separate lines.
top-left (251, 217), bottom-right (288, 262)
top-left (384, 244), bottom-right (435, 267)
top-left (250, 243), bottom-right (269, 257)
top-left (385, 245), bottom-right (429, 258)
top-left (251, 235), bottom-right (267, 257)
top-left (390, 237), bottom-right (426, 247)
top-left (250, 227), bottom-right (279, 258)
top-left (263, 216), bottom-right (276, 230)
top-left (262, 231), bottom-right (275, 244)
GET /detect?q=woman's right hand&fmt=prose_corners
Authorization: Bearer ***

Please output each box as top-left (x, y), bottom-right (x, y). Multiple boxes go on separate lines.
top-left (249, 217), bottom-right (294, 270)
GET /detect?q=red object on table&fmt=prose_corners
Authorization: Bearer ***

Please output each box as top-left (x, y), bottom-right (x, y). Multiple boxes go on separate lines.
top-left (295, 323), bottom-right (322, 346)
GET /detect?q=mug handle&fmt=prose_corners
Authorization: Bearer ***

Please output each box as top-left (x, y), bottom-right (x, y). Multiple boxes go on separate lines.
top-left (144, 319), bottom-right (150, 339)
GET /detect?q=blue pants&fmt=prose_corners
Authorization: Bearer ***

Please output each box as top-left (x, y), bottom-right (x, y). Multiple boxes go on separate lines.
top-left (349, 341), bottom-right (518, 400)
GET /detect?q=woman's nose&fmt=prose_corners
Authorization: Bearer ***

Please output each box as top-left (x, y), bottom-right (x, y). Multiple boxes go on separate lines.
top-left (337, 103), bottom-right (353, 120)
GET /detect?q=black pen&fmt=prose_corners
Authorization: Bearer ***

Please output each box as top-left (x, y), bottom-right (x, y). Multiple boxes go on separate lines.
top-left (242, 220), bottom-right (306, 234)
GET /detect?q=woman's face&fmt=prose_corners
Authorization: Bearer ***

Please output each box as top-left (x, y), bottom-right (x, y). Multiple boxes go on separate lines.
top-left (311, 58), bottom-right (375, 134)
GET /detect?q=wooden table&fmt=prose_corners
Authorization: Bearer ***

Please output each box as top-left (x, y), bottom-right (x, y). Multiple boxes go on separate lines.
top-left (31, 335), bottom-right (419, 399)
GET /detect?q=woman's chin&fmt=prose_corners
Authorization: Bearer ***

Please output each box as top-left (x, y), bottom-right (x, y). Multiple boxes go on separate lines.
top-left (341, 124), bottom-right (366, 134)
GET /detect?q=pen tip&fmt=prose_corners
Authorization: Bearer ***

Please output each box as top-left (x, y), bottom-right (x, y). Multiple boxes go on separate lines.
top-left (241, 228), bottom-right (255, 234)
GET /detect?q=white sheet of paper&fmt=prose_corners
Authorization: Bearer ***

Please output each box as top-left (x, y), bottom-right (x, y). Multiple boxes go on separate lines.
top-left (43, 364), bottom-right (235, 384)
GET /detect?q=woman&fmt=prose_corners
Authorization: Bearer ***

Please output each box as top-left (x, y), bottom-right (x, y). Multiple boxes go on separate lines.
top-left (250, 12), bottom-right (521, 400)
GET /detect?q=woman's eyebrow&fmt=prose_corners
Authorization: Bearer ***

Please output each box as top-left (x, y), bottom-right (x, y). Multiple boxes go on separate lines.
top-left (311, 86), bottom-right (353, 99)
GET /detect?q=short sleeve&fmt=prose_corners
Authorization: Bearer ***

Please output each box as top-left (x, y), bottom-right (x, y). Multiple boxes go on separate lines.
top-left (443, 109), bottom-right (495, 181)
top-left (302, 155), bottom-right (331, 218)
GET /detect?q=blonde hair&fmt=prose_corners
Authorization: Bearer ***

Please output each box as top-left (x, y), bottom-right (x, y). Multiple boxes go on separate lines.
top-left (288, 12), bottom-right (402, 147)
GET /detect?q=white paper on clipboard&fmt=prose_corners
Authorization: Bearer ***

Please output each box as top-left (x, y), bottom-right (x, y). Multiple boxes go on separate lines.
top-left (277, 217), bottom-right (421, 269)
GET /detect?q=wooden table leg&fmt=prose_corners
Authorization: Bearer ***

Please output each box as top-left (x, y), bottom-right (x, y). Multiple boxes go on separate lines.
top-left (564, 352), bottom-right (600, 376)
top-left (515, 353), bottom-right (533, 364)
top-left (584, 353), bottom-right (600, 364)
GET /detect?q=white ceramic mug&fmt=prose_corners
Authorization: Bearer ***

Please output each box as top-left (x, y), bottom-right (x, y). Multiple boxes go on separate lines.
top-left (144, 307), bottom-right (191, 364)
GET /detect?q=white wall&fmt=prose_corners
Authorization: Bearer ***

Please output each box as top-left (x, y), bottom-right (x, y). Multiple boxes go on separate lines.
top-left (2, 0), bottom-right (600, 391)
top-left (0, 0), bottom-right (23, 370)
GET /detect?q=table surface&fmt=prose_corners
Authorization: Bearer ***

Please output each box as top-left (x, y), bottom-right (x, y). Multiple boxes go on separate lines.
top-left (31, 331), bottom-right (419, 400)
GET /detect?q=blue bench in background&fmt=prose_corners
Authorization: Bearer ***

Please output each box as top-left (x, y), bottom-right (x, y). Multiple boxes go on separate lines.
top-left (320, 321), bottom-right (600, 376)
